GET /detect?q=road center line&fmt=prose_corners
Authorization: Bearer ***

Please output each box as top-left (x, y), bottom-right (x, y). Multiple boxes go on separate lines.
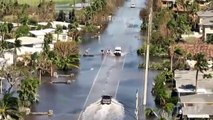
top-left (115, 55), bottom-right (126, 99)
top-left (78, 56), bottom-right (107, 120)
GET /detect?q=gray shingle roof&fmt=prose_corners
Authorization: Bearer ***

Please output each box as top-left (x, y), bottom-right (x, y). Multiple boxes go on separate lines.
top-left (161, 0), bottom-right (175, 2)
top-left (202, 17), bottom-right (213, 26)
top-left (197, 10), bottom-right (213, 17)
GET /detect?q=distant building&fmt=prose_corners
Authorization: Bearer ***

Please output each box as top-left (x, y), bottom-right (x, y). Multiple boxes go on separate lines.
top-left (196, 0), bottom-right (209, 6)
top-left (5, 36), bottom-right (46, 54)
top-left (197, 10), bottom-right (213, 33)
top-left (201, 17), bottom-right (213, 41)
top-left (52, 30), bottom-right (70, 41)
top-left (51, 21), bottom-right (70, 29)
top-left (180, 94), bottom-right (213, 119)
top-left (175, 43), bottom-right (213, 58)
top-left (175, 70), bottom-right (213, 119)
top-left (29, 28), bottom-right (55, 40)
top-left (161, 0), bottom-right (175, 8)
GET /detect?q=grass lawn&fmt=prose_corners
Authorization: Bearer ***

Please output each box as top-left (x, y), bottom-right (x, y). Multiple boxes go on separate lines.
top-left (18, 0), bottom-right (81, 6)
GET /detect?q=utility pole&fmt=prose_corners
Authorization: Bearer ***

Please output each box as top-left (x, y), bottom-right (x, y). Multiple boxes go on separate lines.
top-left (143, 0), bottom-right (153, 106)
top-left (0, 79), bottom-right (2, 94)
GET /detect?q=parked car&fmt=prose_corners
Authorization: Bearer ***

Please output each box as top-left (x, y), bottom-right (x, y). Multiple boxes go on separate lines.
top-left (101, 95), bottom-right (112, 105)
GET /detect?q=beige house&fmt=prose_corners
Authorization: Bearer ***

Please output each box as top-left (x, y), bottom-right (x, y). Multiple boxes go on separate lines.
top-left (161, 0), bottom-right (175, 8)
top-left (197, 10), bottom-right (213, 33)
top-left (202, 17), bottom-right (213, 41)
top-left (197, 10), bottom-right (213, 41)
top-left (175, 70), bottom-right (213, 119)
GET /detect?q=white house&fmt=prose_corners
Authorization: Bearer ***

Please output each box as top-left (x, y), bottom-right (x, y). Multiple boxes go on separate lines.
top-left (197, 10), bottom-right (213, 33)
top-left (30, 28), bottom-right (71, 41)
top-left (5, 37), bottom-right (46, 55)
top-left (161, 0), bottom-right (175, 8)
top-left (3, 37), bottom-right (47, 65)
top-left (186, 59), bottom-right (213, 69)
top-left (29, 28), bottom-right (55, 40)
top-left (202, 17), bottom-right (213, 41)
top-left (51, 21), bottom-right (70, 29)
top-left (37, 22), bottom-right (49, 26)
top-left (52, 30), bottom-right (70, 41)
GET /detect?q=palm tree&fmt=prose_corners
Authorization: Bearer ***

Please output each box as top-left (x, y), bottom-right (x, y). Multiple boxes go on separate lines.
top-left (145, 107), bottom-right (173, 120)
top-left (43, 33), bottom-right (53, 54)
top-left (194, 53), bottom-right (209, 92)
top-left (84, 7), bottom-right (93, 23)
top-left (0, 23), bottom-right (8, 47)
top-left (13, 34), bottom-right (22, 66)
top-left (36, 54), bottom-right (53, 79)
top-left (209, 1), bottom-right (213, 10)
top-left (68, 22), bottom-right (80, 41)
top-left (19, 78), bottom-right (40, 107)
top-left (172, 47), bottom-right (187, 70)
top-left (30, 52), bottom-right (39, 69)
top-left (0, 93), bottom-right (22, 120)
top-left (168, 45), bottom-right (175, 72)
top-left (145, 108), bottom-right (156, 118)
top-left (95, 0), bottom-right (106, 11)
top-left (55, 25), bottom-right (63, 41)
top-left (53, 41), bottom-right (80, 70)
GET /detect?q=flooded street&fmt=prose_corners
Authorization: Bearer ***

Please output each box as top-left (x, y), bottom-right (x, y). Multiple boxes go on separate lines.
top-left (26, 0), bottom-right (158, 120)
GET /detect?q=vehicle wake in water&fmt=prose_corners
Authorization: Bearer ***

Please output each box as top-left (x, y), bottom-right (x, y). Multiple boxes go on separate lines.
top-left (82, 99), bottom-right (125, 120)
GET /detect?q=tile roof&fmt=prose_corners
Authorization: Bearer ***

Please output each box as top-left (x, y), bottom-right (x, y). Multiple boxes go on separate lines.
top-left (175, 43), bottom-right (213, 58)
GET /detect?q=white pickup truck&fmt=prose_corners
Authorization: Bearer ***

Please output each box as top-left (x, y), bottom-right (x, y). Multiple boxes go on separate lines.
top-left (113, 47), bottom-right (122, 56)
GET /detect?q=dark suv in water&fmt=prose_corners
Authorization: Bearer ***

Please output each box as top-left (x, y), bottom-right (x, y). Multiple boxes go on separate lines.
top-left (101, 95), bottom-right (112, 105)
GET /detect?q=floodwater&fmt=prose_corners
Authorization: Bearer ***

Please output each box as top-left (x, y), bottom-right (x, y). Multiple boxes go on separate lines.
top-left (82, 99), bottom-right (125, 120)
top-left (26, 0), bottom-right (158, 120)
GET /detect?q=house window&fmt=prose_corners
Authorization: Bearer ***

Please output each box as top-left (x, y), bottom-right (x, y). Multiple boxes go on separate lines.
top-left (162, 1), bottom-right (167, 4)
top-left (206, 34), bottom-right (213, 44)
top-left (210, 26), bottom-right (213, 30)
top-left (62, 35), bottom-right (66, 40)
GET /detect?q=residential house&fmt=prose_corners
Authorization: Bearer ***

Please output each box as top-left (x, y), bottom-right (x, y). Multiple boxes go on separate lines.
top-left (4, 37), bottom-right (50, 65)
top-left (197, 10), bottom-right (213, 39)
top-left (175, 70), bottom-right (213, 119)
top-left (30, 27), bottom-right (72, 41)
top-left (196, 0), bottom-right (210, 6)
top-left (29, 28), bottom-right (55, 40)
top-left (5, 36), bottom-right (46, 53)
top-left (175, 43), bottom-right (213, 58)
top-left (161, 0), bottom-right (175, 8)
top-left (180, 94), bottom-right (213, 119)
top-left (202, 17), bottom-right (213, 41)
top-left (52, 30), bottom-right (70, 41)
top-left (51, 21), bottom-right (70, 29)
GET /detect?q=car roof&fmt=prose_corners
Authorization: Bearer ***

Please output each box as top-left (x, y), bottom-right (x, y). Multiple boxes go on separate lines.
top-left (102, 95), bottom-right (111, 99)
top-left (115, 47), bottom-right (121, 50)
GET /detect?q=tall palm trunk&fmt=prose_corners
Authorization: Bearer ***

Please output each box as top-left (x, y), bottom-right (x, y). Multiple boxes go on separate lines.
top-left (170, 55), bottom-right (173, 72)
top-left (1, 33), bottom-right (4, 45)
top-left (13, 47), bottom-right (17, 66)
top-left (39, 69), bottom-right (42, 81)
top-left (0, 79), bottom-right (2, 94)
top-left (195, 70), bottom-right (199, 92)
top-left (50, 63), bottom-right (53, 77)
top-left (57, 34), bottom-right (59, 41)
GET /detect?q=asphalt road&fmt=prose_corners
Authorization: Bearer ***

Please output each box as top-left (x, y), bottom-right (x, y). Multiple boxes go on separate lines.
top-left (26, 0), bottom-right (158, 120)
